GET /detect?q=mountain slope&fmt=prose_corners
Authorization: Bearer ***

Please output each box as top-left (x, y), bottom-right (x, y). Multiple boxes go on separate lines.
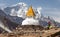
top-left (0, 9), bottom-right (24, 33)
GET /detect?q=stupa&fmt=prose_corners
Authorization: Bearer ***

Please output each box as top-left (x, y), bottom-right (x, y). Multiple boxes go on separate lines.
top-left (22, 6), bottom-right (40, 25)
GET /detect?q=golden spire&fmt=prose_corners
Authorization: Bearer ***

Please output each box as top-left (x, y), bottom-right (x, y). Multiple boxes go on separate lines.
top-left (26, 6), bottom-right (35, 17)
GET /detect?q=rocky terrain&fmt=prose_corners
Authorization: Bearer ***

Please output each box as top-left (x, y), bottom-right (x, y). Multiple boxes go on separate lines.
top-left (0, 25), bottom-right (60, 37)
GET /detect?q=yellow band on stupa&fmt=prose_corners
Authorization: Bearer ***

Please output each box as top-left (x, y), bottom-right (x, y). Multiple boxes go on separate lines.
top-left (26, 6), bottom-right (35, 17)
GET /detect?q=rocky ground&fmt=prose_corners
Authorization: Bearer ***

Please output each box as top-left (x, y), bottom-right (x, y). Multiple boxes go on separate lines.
top-left (0, 25), bottom-right (60, 37)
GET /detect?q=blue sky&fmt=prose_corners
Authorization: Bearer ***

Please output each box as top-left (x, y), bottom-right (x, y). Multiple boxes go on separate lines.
top-left (0, 0), bottom-right (60, 22)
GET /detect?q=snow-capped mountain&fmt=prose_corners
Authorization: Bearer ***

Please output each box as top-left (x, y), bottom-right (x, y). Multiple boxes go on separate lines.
top-left (3, 2), bottom-right (60, 27)
top-left (4, 2), bottom-right (27, 18)
top-left (0, 9), bottom-right (24, 30)
top-left (0, 2), bottom-right (60, 33)
top-left (4, 2), bottom-right (42, 19)
top-left (40, 16), bottom-right (55, 27)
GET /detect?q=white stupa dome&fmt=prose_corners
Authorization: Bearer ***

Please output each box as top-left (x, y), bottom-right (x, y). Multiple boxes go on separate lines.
top-left (22, 18), bottom-right (39, 25)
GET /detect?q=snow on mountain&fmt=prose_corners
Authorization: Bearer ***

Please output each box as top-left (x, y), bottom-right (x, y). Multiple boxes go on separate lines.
top-left (0, 9), bottom-right (12, 33)
top-left (4, 2), bottom-right (41, 19)
top-left (3, 2), bottom-right (60, 27)
top-left (34, 7), bottom-right (42, 19)
top-left (1, 7), bottom-right (24, 24)
top-left (10, 9), bottom-right (17, 16)
top-left (4, 2), bottom-right (27, 18)
top-left (0, 9), bottom-right (25, 33)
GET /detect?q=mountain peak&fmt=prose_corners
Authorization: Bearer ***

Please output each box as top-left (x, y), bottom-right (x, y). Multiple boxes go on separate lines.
top-left (11, 2), bottom-right (27, 7)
